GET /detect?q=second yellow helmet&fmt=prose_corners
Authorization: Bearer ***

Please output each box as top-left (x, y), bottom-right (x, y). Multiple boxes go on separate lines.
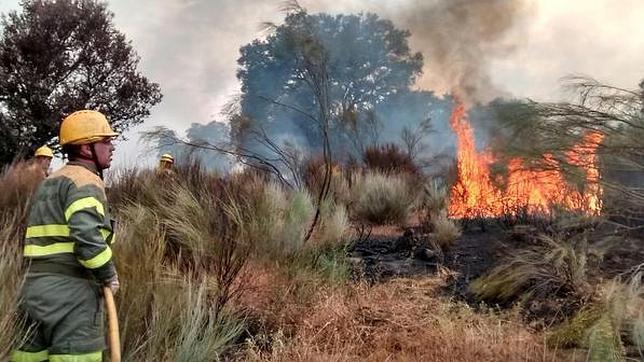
top-left (34, 145), bottom-right (54, 158)
top-left (160, 154), bottom-right (174, 163)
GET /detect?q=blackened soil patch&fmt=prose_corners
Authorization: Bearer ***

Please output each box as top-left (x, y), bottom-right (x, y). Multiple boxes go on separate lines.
top-left (348, 224), bottom-right (507, 292)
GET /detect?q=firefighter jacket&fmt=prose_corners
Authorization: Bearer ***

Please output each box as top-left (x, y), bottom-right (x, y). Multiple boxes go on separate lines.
top-left (23, 161), bottom-right (116, 281)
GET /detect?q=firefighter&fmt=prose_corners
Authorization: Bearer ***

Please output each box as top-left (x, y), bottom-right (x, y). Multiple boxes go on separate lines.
top-left (12, 110), bottom-right (119, 362)
top-left (33, 145), bottom-right (54, 176)
top-left (158, 153), bottom-right (174, 171)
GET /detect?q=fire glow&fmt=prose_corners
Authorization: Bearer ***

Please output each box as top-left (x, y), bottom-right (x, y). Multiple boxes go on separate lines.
top-left (448, 101), bottom-right (603, 218)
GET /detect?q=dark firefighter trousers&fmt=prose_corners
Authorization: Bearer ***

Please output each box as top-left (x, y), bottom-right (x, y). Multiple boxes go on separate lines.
top-left (11, 272), bottom-right (105, 362)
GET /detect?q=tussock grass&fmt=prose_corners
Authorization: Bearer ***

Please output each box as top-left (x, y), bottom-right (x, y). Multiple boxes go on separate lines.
top-left (0, 162), bottom-right (44, 360)
top-left (419, 179), bottom-right (461, 251)
top-left (0, 211), bottom-right (27, 360)
top-left (470, 233), bottom-right (598, 303)
top-left (351, 171), bottom-right (415, 225)
top-left (313, 198), bottom-right (350, 246)
top-left (1, 158), bottom-right (598, 361)
top-left (432, 209), bottom-right (462, 250)
top-left (548, 268), bottom-right (644, 360)
top-left (111, 166), bottom-right (250, 359)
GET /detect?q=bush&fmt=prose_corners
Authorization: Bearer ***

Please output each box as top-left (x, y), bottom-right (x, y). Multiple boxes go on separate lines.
top-left (301, 156), bottom-right (350, 203)
top-left (363, 143), bottom-right (420, 177)
top-left (351, 171), bottom-right (415, 225)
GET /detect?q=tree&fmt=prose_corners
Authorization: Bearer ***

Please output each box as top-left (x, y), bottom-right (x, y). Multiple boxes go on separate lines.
top-left (234, 6), bottom-right (426, 162)
top-left (0, 0), bottom-right (162, 165)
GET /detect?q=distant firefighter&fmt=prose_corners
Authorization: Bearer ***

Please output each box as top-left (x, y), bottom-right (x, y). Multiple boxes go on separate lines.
top-left (158, 153), bottom-right (175, 172)
top-left (33, 145), bottom-right (54, 176)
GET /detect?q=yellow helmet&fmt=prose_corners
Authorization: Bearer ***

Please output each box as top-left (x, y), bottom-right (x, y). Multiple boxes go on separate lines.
top-left (59, 110), bottom-right (118, 146)
top-left (34, 145), bottom-right (54, 158)
top-left (160, 154), bottom-right (174, 163)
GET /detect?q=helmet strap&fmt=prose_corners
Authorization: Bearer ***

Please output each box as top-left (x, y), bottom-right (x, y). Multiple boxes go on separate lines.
top-left (89, 143), bottom-right (104, 180)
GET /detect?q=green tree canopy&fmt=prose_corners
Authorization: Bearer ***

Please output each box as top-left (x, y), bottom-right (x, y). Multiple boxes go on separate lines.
top-left (0, 0), bottom-right (162, 165)
top-left (234, 8), bottom-right (434, 161)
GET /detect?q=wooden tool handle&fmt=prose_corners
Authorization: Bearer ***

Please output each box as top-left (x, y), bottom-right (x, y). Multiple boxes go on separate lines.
top-left (103, 286), bottom-right (121, 362)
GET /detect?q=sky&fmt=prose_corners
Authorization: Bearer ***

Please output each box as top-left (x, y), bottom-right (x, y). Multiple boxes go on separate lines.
top-left (1, 0), bottom-right (643, 169)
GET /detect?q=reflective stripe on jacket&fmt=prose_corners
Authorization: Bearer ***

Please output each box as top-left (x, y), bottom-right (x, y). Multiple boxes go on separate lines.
top-left (23, 161), bottom-right (116, 281)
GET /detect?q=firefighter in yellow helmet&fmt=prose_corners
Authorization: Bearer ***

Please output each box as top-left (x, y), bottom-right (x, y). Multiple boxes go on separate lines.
top-left (12, 110), bottom-right (119, 362)
top-left (158, 153), bottom-right (175, 172)
top-left (33, 145), bottom-right (54, 176)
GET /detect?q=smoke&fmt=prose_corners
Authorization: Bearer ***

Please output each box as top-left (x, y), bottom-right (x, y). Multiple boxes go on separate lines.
top-left (157, 121), bottom-right (234, 173)
top-left (302, 0), bottom-right (532, 103)
top-left (393, 0), bottom-right (531, 103)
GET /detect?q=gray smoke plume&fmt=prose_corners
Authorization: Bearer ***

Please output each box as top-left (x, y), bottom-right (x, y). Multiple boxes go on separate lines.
top-left (302, 0), bottom-right (531, 103)
top-left (394, 0), bottom-right (531, 103)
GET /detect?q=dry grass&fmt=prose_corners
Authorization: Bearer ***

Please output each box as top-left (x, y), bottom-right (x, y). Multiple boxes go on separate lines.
top-left (419, 179), bottom-right (461, 251)
top-left (431, 209), bottom-right (462, 250)
top-left (0, 162), bottom-right (45, 360)
top-left (548, 267), bottom-right (644, 361)
top-left (240, 271), bottom-right (555, 361)
top-left (0, 211), bottom-right (28, 360)
top-left (470, 233), bottom-right (597, 304)
top-left (1, 159), bottom-right (616, 361)
top-left (351, 171), bottom-right (415, 226)
top-left (312, 198), bottom-right (350, 246)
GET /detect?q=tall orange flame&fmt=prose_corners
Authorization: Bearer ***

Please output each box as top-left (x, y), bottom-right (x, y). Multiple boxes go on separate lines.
top-left (448, 101), bottom-right (603, 218)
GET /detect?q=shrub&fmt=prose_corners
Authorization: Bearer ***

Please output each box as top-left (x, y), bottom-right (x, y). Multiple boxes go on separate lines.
top-left (301, 156), bottom-right (349, 203)
top-left (363, 143), bottom-right (420, 177)
top-left (352, 171), bottom-right (415, 225)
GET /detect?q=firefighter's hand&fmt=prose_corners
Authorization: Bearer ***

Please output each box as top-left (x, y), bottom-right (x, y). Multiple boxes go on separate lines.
top-left (104, 274), bottom-right (120, 295)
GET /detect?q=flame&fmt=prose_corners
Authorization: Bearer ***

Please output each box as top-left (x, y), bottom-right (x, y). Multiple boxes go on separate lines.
top-left (448, 101), bottom-right (603, 218)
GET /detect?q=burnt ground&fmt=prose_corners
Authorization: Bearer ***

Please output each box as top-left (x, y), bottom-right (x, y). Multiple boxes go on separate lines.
top-left (348, 223), bottom-right (505, 300)
top-left (348, 221), bottom-right (644, 302)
